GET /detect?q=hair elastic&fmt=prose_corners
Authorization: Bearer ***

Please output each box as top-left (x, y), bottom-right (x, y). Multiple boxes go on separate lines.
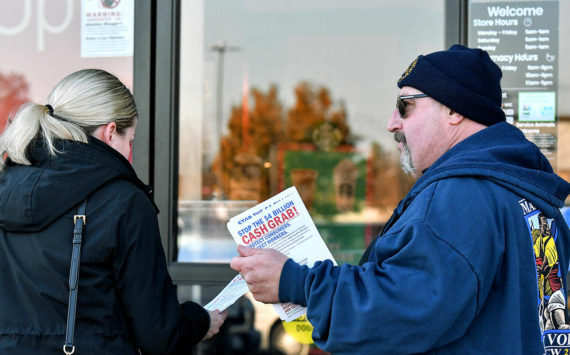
top-left (45, 104), bottom-right (54, 116)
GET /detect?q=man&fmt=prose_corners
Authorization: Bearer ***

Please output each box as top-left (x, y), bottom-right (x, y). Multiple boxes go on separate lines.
top-left (231, 45), bottom-right (570, 354)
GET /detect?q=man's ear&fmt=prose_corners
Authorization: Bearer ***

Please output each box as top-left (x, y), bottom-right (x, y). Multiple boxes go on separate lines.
top-left (448, 109), bottom-right (465, 125)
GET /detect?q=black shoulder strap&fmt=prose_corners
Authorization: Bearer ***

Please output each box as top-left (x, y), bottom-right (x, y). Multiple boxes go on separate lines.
top-left (63, 200), bottom-right (87, 355)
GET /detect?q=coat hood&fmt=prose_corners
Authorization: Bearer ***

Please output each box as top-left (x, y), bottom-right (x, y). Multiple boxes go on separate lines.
top-left (402, 122), bottom-right (569, 217)
top-left (0, 137), bottom-right (154, 232)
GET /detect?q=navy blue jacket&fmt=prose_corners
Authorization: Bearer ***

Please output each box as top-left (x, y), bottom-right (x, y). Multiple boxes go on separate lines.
top-left (279, 122), bottom-right (570, 354)
top-left (0, 138), bottom-right (209, 354)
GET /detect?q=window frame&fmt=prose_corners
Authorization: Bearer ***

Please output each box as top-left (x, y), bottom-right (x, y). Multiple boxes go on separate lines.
top-left (133, 0), bottom-right (235, 284)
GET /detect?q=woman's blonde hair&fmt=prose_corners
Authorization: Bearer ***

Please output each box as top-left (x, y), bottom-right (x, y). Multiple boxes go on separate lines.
top-left (0, 69), bottom-right (137, 171)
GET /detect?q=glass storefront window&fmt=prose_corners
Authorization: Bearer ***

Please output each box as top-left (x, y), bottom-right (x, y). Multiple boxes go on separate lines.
top-left (556, 0), bottom-right (570, 197)
top-left (467, 0), bottom-right (570, 202)
top-left (176, 2), bottom-right (445, 353)
top-left (177, 0), bottom-right (445, 264)
top-left (0, 0), bottom-right (134, 130)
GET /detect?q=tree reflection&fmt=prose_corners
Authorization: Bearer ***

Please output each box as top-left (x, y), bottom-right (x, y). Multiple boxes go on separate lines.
top-left (0, 70), bottom-right (29, 132)
top-left (205, 81), bottom-right (413, 223)
top-left (286, 82), bottom-right (351, 147)
top-left (210, 84), bottom-right (284, 201)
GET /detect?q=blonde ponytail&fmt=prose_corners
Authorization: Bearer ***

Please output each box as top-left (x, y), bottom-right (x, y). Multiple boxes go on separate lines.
top-left (0, 69), bottom-right (137, 171)
top-left (0, 103), bottom-right (43, 167)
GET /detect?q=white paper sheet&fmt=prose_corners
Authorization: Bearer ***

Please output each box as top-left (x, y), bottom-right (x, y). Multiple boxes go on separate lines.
top-left (204, 274), bottom-right (249, 311)
top-left (226, 186), bottom-right (336, 322)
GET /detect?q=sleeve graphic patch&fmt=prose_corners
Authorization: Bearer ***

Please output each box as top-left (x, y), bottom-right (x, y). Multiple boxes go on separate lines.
top-left (520, 199), bottom-right (570, 354)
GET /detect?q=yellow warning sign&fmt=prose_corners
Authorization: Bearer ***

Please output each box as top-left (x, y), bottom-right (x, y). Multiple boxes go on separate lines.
top-left (282, 314), bottom-right (314, 344)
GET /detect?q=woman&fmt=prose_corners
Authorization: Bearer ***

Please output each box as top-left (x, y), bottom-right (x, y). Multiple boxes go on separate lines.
top-left (0, 69), bottom-right (226, 354)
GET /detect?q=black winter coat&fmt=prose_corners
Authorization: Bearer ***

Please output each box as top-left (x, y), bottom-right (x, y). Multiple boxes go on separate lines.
top-left (0, 138), bottom-right (210, 354)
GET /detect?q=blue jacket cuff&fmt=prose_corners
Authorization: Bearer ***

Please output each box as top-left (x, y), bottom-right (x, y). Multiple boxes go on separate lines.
top-left (278, 258), bottom-right (309, 306)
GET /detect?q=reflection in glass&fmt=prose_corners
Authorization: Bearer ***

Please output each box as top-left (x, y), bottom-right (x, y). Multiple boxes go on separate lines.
top-left (178, 1), bottom-right (444, 264)
top-left (0, 70), bottom-right (29, 132)
top-left (178, 200), bottom-right (256, 262)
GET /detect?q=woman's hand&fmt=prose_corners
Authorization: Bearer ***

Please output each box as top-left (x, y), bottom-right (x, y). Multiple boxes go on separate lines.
top-left (202, 309), bottom-right (228, 341)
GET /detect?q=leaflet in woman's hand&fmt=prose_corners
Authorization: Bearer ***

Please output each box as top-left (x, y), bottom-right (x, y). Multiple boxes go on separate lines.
top-left (204, 274), bottom-right (249, 311)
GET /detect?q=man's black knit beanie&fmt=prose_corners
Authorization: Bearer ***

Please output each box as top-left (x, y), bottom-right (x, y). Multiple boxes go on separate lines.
top-left (397, 44), bottom-right (506, 126)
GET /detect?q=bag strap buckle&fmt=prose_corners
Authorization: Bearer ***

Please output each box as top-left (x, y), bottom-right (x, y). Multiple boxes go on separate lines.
top-left (63, 344), bottom-right (75, 354)
top-left (73, 215), bottom-right (86, 225)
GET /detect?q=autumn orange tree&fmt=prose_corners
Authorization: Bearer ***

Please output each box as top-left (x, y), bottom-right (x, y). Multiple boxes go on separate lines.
top-left (231, 85), bottom-right (284, 157)
top-left (210, 81), bottom-right (355, 201)
top-left (0, 71), bottom-right (29, 132)
top-left (211, 84), bottom-right (284, 200)
top-left (286, 82), bottom-right (352, 146)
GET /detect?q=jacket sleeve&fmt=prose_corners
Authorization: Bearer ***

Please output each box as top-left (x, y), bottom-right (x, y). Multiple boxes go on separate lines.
top-left (279, 220), bottom-right (479, 354)
top-left (111, 190), bottom-right (210, 354)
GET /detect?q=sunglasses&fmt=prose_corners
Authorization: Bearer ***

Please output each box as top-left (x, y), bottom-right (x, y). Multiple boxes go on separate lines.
top-left (396, 93), bottom-right (428, 118)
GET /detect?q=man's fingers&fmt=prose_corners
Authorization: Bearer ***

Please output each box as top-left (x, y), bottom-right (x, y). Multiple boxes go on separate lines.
top-left (230, 245), bottom-right (259, 272)
top-left (229, 256), bottom-right (245, 272)
top-left (237, 244), bottom-right (258, 257)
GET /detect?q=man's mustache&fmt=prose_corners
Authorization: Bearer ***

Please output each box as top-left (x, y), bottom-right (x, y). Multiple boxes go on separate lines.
top-left (394, 132), bottom-right (406, 144)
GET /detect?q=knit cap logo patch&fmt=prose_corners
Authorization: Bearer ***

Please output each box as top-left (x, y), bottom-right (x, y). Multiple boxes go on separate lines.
top-left (398, 58), bottom-right (417, 84)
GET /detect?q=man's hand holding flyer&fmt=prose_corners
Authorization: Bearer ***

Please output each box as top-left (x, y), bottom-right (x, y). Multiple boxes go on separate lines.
top-left (206, 187), bottom-right (336, 322)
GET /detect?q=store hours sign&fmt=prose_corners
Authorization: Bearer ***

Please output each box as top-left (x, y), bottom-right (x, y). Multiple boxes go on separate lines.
top-left (468, 0), bottom-right (559, 169)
